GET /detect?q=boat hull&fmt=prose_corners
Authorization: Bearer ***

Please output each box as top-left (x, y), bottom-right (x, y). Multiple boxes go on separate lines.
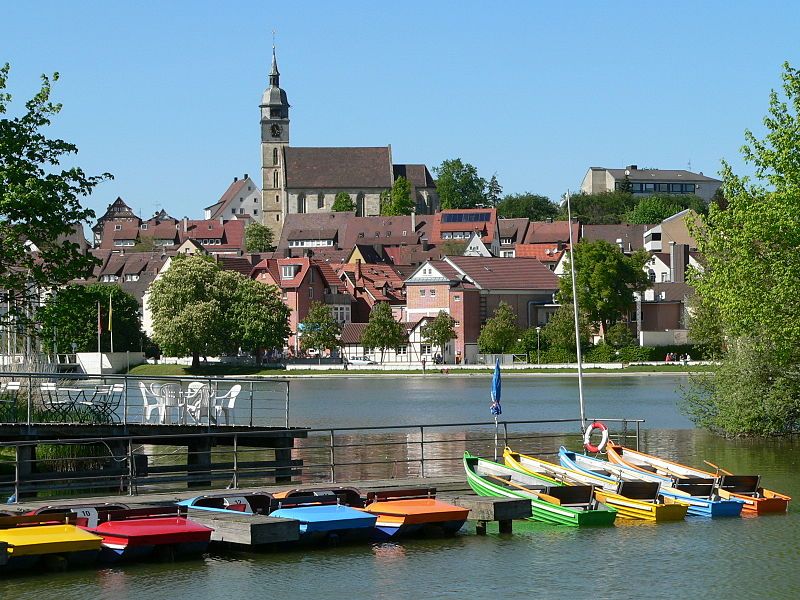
top-left (464, 453), bottom-right (616, 528)
top-left (0, 524), bottom-right (102, 572)
top-left (365, 498), bottom-right (468, 540)
top-left (270, 505), bottom-right (377, 544)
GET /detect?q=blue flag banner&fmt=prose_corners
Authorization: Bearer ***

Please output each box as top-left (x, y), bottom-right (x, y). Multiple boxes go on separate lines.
top-left (490, 359), bottom-right (502, 416)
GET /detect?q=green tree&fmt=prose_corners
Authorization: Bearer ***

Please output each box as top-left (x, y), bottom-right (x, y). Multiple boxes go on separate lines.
top-left (434, 158), bottom-right (487, 209)
top-left (487, 174), bottom-right (503, 206)
top-left (381, 176), bottom-right (415, 216)
top-left (496, 192), bottom-right (558, 221)
top-left (0, 64), bottom-right (110, 310)
top-left (477, 302), bottom-right (520, 353)
top-left (244, 221), bottom-right (275, 252)
top-left (686, 294), bottom-right (725, 359)
top-left (624, 194), bottom-right (706, 224)
top-left (557, 191), bottom-right (636, 224)
top-left (38, 284), bottom-right (144, 353)
top-left (332, 192), bottom-right (355, 212)
top-left (421, 311), bottom-right (457, 362)
top-left (541, 305), bottom-right (591, 355)
top-left (148, 254), bottom-right (289, 367)
top-left (558, 240), bottom-right (650, 338)
top-left (299, 301), bottom-right (341, 355)
top-left (360, 302), bottom-right (405, 364)
top-left (604, 323), bottom-right (636, 348)
top-left (439, 240), bottom-right (468, 256)
top-left (683, 63), bottom-right (800, 435)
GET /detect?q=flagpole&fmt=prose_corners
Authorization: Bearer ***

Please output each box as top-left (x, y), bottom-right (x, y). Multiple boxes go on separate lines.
top-left (109, 292), bottom-right (114, 354)
top-left (566, 190), bottom-right (587, 433)
top-left (97, 300), bottom-right (102, 375)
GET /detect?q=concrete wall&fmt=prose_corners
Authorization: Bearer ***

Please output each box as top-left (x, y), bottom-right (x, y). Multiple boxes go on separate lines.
top-left (77, 352), bottom-right (145, 374)
top-left (639, 330), bottom-right (691, 347)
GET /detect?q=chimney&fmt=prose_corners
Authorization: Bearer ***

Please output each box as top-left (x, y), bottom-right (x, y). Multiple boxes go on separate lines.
top-left (219, 216), bottom-right (224, 225)
top-left (627, 164), bottom-right (638, 171)
top-left (355, 258), bottom-right (362, 281)
top-left (244, 173), bottom-right (248, 180)
top-left (234, 176), bottom-right (238, 182)
top-left (183, 217), bottom-right (188, 232)
top-left (411, 211), bottom-right (416, 231)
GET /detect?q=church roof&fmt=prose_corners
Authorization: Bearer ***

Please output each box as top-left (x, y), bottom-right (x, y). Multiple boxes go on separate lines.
top-left (393, 164), bottom-right (435, 189)
top-left (285, 147), bottom-right (393, 189)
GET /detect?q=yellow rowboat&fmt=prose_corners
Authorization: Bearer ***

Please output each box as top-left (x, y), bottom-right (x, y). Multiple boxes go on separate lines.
top-left (0, 514), bottom-right (102, 571)
top-left (503, 448), bottom-right (689, 522)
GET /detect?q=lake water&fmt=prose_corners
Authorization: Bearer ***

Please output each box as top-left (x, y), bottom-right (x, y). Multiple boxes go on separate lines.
top-left (3, 374), bottom-right (799, 599)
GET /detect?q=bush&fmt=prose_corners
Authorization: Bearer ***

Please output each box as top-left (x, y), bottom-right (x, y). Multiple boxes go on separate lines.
top-left (540, 348), bottom-right (576, 364)
top-left (584, 344), bottom-right (617, 363)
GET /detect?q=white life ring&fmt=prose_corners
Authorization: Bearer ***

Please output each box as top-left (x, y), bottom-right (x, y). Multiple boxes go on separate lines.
top-left (583, 421), bottom-right (609, 453)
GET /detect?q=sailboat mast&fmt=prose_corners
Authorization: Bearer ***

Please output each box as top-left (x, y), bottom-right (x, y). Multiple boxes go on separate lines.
top-left (565, 190), bottom-right (587, 432)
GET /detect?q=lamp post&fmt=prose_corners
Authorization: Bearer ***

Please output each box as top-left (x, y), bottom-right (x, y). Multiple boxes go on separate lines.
top-left (536, 326), bottom-right (541, 365)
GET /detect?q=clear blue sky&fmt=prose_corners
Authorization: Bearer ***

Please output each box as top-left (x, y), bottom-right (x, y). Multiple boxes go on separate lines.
top-left (3, 1), bottom-right (799, 221)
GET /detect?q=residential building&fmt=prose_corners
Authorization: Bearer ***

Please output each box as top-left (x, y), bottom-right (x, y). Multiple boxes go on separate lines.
top-left (580, 165), bottom-right (721, 202)
top-left (643, 209), bottom-right (699, 252)
top-left (517, 220), bottom-right (578, 273)
top-left (204, 175), bottom-right (261, 221)
top-left (404, 256), bottom-right (559, 363)
top-left (336, 260), bottom-right (406, 322)
top-left (497, 218), bottom-right (529, 258)
top-left (259, 47), bottom-right (438, 241)
top-left (429, 208), bottom-right (500, 255)
top-left (251, 256), bottom-right (352, 352)
top-left (581, 223), bottom-right (653, 254)
top-left (92, 197), bottom-right (140, 246)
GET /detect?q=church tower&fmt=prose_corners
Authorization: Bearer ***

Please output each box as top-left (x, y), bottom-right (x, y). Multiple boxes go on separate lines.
top-left (260, 46), bottom-right (290, 240)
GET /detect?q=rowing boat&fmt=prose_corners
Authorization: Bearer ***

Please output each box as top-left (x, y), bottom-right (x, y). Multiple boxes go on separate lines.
top-left (33, 504), bottom-right (212, 562)
top-left (180, 491), bottom-right (377, 544)
top-left (0, 513), bottom-right (102, 572)
top-left (559, 447), bottom-right (743, 517)
top-left (503, 448), bottom-right (688, 522)
top-left (464, 452), bottom-right (617, 527)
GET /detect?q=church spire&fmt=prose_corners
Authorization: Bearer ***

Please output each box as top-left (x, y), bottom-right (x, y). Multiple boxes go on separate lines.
top-left (269, 44), bottom-right (280, 87)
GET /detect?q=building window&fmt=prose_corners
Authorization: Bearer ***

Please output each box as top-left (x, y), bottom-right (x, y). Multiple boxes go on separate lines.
top-left (429, 289), bottom-right (436, 297)
top-left (254, 209), bottom-right (258, 215)
top-left (670, 183), bottom-right (682, 193)
top-left (402, 231), bottom-right (407, 236)
top-left (419, 289), bottom-right (426, 296)
top-left (281, 265), bottom-right (297, 279)
top-left (684, 183), bottom-right (696, 193)
top-left (309, 288), bottom-right (314, 299)
top-left (232, 208), bottom-right (236, 214)
top-left (442, 232), bottom-right (452, 239)
top-left (276, 214), bottom-right (280, 222)
top-left (453, 295), bottom-right (461, 302)
top-left (454, 321), bottom-right (460, 327)
top-left (273, 147), bottom-right (278, 166)
top-left (141, 224), bottom-right (148, 230)
top-left (298, 194), bottom-right (306, 214)
top-left (420, 344), bottom-right (431, 355)
top-left (273, 171), bottom-right (279, 188)
top-left (661, 273), bottom-right (668, 282)
top-left (649, 270), bottom-right (656, 282)
top-left (282, 292), bottom-right (288, 301)
top-left (317, 193), bottom-right (324, 209)
top-left (356, 193), bottom-right (365, 217)
top-left (239, 208), bottom-right (244, 214)
top-left (275, 194), bottom-right (279, 203)
top-left (644, 183), bottom-right (655, 192)
top-left (397, 345), bottom-right (407, 355)
top-left (114, 224), bottom-right (122, 230)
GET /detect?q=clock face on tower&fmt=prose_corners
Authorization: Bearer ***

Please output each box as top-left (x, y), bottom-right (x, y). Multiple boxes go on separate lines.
top-left (270, 123), bottom-right (283, 138)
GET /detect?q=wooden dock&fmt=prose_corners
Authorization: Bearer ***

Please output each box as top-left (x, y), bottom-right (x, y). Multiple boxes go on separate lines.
top-left (8, 476), bottom-right (532, 547)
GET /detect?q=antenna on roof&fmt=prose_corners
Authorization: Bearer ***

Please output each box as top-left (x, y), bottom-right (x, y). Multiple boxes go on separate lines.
top-left (687, 159), bottom-right (692, 171)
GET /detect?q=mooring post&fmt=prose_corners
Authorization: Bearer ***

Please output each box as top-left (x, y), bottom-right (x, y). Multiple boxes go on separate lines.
top-left (476, 520), bottom-right (488, 536)
top-left (187, 437), bottom-right (213, 488)
top-left (274, 439), bottom-right (293, 484)
top-left (15, 444), bottom-right (34, 501)
top-left (498, 520), bottom-right (513, 534)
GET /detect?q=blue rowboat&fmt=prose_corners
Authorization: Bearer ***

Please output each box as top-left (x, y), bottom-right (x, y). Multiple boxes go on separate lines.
top-left (559, 447), bottom-right (743, 518)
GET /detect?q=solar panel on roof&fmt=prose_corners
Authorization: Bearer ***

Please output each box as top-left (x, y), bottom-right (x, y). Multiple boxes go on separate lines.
top-left (442, 213), bottom-right (491, 223)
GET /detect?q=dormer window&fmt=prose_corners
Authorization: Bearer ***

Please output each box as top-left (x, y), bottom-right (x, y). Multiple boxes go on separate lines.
top-left (141, 224), bottom-right (148, 230)
top-left (281, 265), bottom-right (299, 279)
top-left (114, 224), bottom-right (122, 231)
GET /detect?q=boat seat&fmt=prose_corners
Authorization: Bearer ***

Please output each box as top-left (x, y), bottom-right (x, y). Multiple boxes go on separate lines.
top-left (718, 475), bottom-right (760, 494)
top-left (673, 476), bottom-right (714, 485)
top-left (544, 485), bottom-right (594, 505)
top-left (366, 488), bottom-right (435, 503)
top-left (674, 482), bottom-right (714, 497)
top-left (616, 481), bottom-right (661, 501)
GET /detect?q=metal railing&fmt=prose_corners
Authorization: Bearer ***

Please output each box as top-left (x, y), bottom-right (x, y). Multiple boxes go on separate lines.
top-left (0, 371), bottom-right (290, 427)
top-left (0, 417), bottom-right (643, 502)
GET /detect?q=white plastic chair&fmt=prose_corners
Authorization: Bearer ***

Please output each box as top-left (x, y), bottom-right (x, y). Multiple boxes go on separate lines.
top-left (213, 384), bottom-right (241, 425)
top-left (137, 382), bottom-right (163, 423)
top-left (184, 381), bottom-right (210, 424)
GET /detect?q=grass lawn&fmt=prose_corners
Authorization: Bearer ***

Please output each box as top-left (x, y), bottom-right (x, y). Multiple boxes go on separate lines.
top-left (127, 363), bottom-right (715, 377)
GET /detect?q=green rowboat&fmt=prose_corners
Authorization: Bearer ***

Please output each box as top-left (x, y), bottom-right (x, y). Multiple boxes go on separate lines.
top-left (463, 452), bottom-right (617, 527)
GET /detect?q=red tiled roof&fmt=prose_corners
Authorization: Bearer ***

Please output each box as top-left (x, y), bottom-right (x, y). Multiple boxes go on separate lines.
top-left (313, 260), bottom-right (346, 292)
top-left (514, 243), bottom-right (565, 263)
top-left (446, 256), bottom-right (559, 290)
top-left (524, 221), bottom-right (579, 244)
top-left (99, 221), bottom-right (140, 248)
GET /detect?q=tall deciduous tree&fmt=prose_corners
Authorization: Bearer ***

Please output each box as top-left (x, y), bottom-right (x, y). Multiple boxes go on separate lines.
top-left (477, 302), bottom-right (520, 353)
top-left (541, 305), bottom-right (591, 355)
top-left (496, 193), bottom-right (558, 221)
top-left (381, 176), bottom-right (415, 216)
top-left (148, 254), bottom-right (289, 367)
top-left (557, 191), bottom-right (636, 224)
top-left (299, 301), bottom-right (341, 355)
top-left (684, 62), bottom-right (800, 435)
top-left (434, 158), bottom-right (487, 209)
top-left (360, 302), bottom-right (405, 364)
top-left (421, 311), bottom-right (457, 361)
top-left (0, 64), bottom-right (110, 308)
top-left (244, 222), bottom-right (275, 252)
top-left (332, 192), bottom-right (355, 212)
top-left (558, 240), bottom-right (650, 337)
top-left (38, 284), bottom-right (144, 352)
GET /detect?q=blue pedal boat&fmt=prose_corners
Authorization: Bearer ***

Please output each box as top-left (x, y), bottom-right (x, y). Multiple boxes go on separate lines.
top-left (559, 447), bottom-right (743, 518)
top-left (178, 492), bottom-right (377, 544)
